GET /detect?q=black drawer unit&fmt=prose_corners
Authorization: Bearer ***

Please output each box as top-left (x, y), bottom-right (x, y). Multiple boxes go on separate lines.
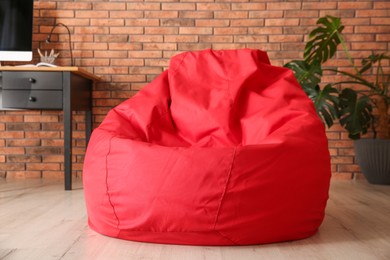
top-left (1, 71), bottom-right (63, 109)
top-left (2, 90), bottom-right (63, 109)
top-left (2, 71), bottom-right (62, 90)
top-left (0, 67), bottom-right (97, 190)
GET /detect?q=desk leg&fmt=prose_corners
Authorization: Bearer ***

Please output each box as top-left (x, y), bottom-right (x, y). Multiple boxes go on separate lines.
top-left (64, 109), bottom-right (72, 190)
top-left (86, 110), bottom-right (92, 145)
top-left (63, 74), bottom-right (72, 191)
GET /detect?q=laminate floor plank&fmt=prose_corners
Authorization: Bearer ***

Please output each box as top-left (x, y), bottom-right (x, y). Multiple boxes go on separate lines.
top-left (0, 179), bottom-right (389, 260)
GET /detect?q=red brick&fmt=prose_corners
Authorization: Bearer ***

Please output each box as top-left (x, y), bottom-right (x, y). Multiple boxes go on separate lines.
top-left (161, 18), bottom-right (195, 27)
top-left (232, 3), bottom-right (266, 10)
top-left (351, 42), bottom-right (388, 51)
top-left (284, 10), bottom-right (319, 18)
top-left (0, 147), bottom-right (25, 155)
top-left (35, 2), bottom-right (57, 9)
top-left (302, 2), bottom-right (337, 10)
top-left (265, 19), bottom-right (299, 26)
top-left (214, 27), bottom-right (248, 35)
top-left (196, 19), bottom-right (230, 27)
top-left (108, 43), bottom-right (142, 51)
top-left (109, 11), bottom-right (143, 19)
top-left (93, 2), bottom-right (126, 10)
top-left (127, 3), bottom-right (161, 11)
top-left (269, 35), bottom-right (303, 42)
top-left (338, 2), bottom-right (373, 9)
top-left (267, 2), bottom-right (302, 10)
top-left (200, 36), bottom-right (233, 43)
top-left (128, 51), bottom-right (162, 58)
top-left (75, 10), bottom-right (109, 18)
top-left (376, 34), bottom-right (390, 42)
top-left (25, 132), bottom-right (61, 139)
top-left (372, 18), bottom-right (390, 25)
top-left (74, 26), bottom-right (109, 35)
top-left (56, 18), bottom-right (90, 26)
top-left (7, 155), bottom-right (41, 163)
top-left (212, 43), bottom-right (246, 50)
top-left (231, 19), bottom-right (265, 27)
top-left (0, 115), bottom-right (24, 122)
top-left (1, 132), bottom-right (24, 139)
top-left (27, 163), bottom-right (60, 171)
top-left (58, 3), bottom-right (92, 10)
top-left (374, 1), bottom-right (390, 9)
top-left (40, 10), bottom-right (75, 18)
top-left (319, 10), bottom-right (355, 18)
top-left (24, 115), bottom-right (59, 123)
top-left (214, 11), bottom-right (248, 19)
top-left (145, 11), bottom-right (178, 19)
top-left (0, 164), bottom-right (25, 171)
top-left (42, 139), bottom-right (64, 146)
top-left (7, 139), bottom-right (41, 147)
top-left (356, 10), bottom-right (389, 17)
top-left (178, 43), bottom-right (212, 51)
top-left (145, 27), bottom-right (179, 35)
top-left (249, 27), bottom-right (283, 35)
top-left (249, 10), bottom-right (283, 19)
top-left (125, 19), bottom-right (160, 27)
top-left (91, 19), bottom-right (124, 26)
top-left (196, 3), bottom-right (230, 11)
top-left (179, 11), bottom-right (213, 19)
top-left (130, 35), bottom-right (164, 43)
top-left (234, 35), bottom-right (268, 43)
top-left (162, 3), bottom-right (196, 10)
top-left (164, 35), bottom-right (198, 43)
top-left (110, 59), bottom-right (145, 66)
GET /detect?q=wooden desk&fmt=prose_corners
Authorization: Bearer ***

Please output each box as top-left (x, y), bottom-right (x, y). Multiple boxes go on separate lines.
top-left (0, 66), bottom-right (98, 190)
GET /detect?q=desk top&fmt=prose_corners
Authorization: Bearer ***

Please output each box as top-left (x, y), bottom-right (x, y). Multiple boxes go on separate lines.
top-left (0, 66), bottom-right (99, 81)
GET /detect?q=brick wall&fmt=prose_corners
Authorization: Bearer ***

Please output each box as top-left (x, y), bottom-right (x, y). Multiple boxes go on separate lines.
top-left (0, 0), bottom-right (389, 180)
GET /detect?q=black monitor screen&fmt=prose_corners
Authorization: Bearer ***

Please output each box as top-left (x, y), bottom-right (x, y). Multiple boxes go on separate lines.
top-left (0, 0), bottom-right (34, 51)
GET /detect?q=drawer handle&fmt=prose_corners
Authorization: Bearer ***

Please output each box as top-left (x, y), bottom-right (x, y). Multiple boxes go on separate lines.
top-left (29, 78), bottom-right (36, 83)
top-left (29, 96), bottom-right (37, 102)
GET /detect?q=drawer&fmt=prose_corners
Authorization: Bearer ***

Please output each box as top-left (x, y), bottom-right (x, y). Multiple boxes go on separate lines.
top-left (2, 72), bottom-right (62, 90)
top-left (2, 90), bottom-right (63, 109)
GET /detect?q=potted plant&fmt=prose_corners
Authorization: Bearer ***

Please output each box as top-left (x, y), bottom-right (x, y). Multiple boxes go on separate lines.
top-left (285, 16), bottom-right (390, 185)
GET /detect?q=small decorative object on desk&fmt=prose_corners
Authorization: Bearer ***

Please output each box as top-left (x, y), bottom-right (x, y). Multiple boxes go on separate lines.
top-left (38, 48), bottom-right (59, 64)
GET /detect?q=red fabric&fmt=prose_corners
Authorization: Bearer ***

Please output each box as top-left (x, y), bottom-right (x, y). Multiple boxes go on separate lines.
top-left (83, 49), bottom-right (331, 245)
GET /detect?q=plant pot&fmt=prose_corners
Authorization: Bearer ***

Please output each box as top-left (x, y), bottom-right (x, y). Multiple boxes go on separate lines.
top-left (354, 139), bottom-right (390, 185)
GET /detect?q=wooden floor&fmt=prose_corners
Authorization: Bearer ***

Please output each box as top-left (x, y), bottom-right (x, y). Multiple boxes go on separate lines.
top-left (0, 179), bottom-right (389, 260)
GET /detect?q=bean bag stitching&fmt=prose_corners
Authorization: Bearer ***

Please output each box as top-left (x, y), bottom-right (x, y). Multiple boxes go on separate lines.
top-left (105, 135), bottom-right (121, 234)
top-left (215, 230), bottom-right (237, 245)
top-left (212, 147), bottom-right (238, 244)
top-left (218, 50), bottom-right (235, 108)
top-left (170, 51), bottom-right (188, 74)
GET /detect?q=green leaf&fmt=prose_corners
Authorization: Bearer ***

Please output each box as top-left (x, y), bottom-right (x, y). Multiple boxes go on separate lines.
top-left (339, 88), bottom-right (373, 140)
top-left (284, 60), bottom-right (322, 92)
top-left (312, 84), bottom-right (339, 128)
top-left (304, 16), bottom-right (345, 64)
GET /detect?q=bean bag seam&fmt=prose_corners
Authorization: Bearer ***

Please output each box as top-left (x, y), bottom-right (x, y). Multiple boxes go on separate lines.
top-left (213, 147), bottom-right (237, 229)
top-left (170, 51), bottom-right (188, 74)
top-left (212, 147), bottom-right (239, 245)
top-left (214, 230), bottom-right (238, 245)
top-left (105, 135), bottom-right (121, 235)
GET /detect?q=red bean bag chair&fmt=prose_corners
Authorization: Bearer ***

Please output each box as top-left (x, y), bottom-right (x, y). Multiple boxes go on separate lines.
top-left (83, 49), bottom-right (331, 245)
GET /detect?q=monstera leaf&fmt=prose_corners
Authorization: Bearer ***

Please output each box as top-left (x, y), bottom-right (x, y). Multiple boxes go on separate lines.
top-left (285, 60), bottom-right (338, 128)
top-left (339, 88), bottom-right (373, 140)
top-left (284, 59), bottom-right (322, 92)
top-left (304, 16), bottom-right (345, 64)
top-left (311, 84), bottom-right (339, 128)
